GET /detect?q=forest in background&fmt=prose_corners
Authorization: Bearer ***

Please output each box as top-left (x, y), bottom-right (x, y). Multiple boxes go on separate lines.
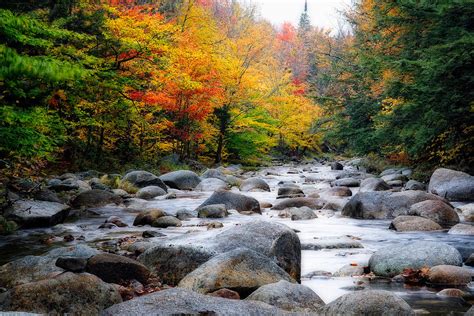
top-left (0, 0), bottom-right (473, 176)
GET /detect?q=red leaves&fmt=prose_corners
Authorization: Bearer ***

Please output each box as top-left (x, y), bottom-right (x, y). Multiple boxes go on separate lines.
top-left (277, 22), bottom-right (297, 43)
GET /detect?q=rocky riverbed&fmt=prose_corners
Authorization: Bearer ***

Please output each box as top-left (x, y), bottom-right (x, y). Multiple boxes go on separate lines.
top-left (0, 161), bottom-right (473, 315)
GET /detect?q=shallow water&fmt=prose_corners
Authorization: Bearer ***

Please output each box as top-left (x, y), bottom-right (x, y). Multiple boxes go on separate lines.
top-left (1, 163), bottom-right (473, 314)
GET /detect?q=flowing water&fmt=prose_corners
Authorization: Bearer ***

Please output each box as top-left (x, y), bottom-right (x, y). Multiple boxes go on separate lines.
top-left (1, 163), bottom-right (473, 314)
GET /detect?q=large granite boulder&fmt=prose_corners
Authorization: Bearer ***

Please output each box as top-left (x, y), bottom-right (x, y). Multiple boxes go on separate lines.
top-left (197, 191), bottom-right (261, 214)
top-left (448, 223), bottom-right (474, 235)
top-left (428, 168), bottom-right (474, 201)
top-left (138, 221), bottom-right (301, 285)
top-left (159, 170), bottom-right (201, 190)
top-left (240, 178), bottom-right (270, 192)
top-left (102, 288), bottom-right (292, 316)
top-left (136, 186), bottom-right (166, 200)
top-left (178, 248), bottom-right (295, 296)
top-left (389, 216), bottom-right (442, 232)
top-left (359, 178), bottom-right (390, 192)
top-left (71, 190), bottom-right (122, 208)
top-left (322, 290), bottom-right (414, 315)
top-left (408, 200), bottom-right (459, 228)
top-left (0, 245), bottom-right (98, 289)
top-left (0, 272), bottom-right (121, 314)
top-left (245, 280), bottom-right (324, 312)
top-left (271, 198), bottom-right (323, 211)
top-left (86, 253), bottom-right (151, 284)
top-left (342, 191), bottom-right (445, 219)
top-left (195, 178), bottom-right (229, 192)
top-left (369, 241), bottom-right (463, 277)
top-left (5, 200), bottom-right (70, 228)
top-left (122, 171), bottom-right (167, 191)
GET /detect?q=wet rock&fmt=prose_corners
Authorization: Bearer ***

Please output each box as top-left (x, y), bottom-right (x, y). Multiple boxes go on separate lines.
top-left (112, 189), bottom-right (130, 198)
top-left (71, 189), bottom-right (122, 208)
top-left (207, 222), bottom-right (224, 230)
top-left (409, 200), bottom-right (459, 228)
top-left (138, 221), bottom-right (301, 285)
top-left (33, 189), bottom-right (61, 203)
top-left (152, 216), bottom-right (182, 228)
top-left (195, 178), bottom-right (229, 192)
top-left (436, 288), bottom-right (466, 298)
top-left (322, 290), bottom-right (414, 316)
top-left (448, 223), bottom-right (474, 235)
top-left (427, 265), bottom-right (472, 286)
top-left (405, 180), bottom-right (426, 191)
top-left (260, 202), bottom-right (273, 209)
top-left (320, 187), bottom-right (352, 197)
top-left (428, 168), bottom-right (474, 201)
top-left (271, 198), bottom-right (323, 211)
top-left (342, 191), bottom-right (446, 219)
top-left (458, 203), bottom-right (474, 222)
top-left (105, 215), bottom-right (127, 227)
top-left (302, 236), bottom-right (363, 250)
top-left (359, 178), bottom-right (390, 192)
top-left (0, 272), bottom-right (122, 314)
top-left (159, 170), bottom-right (201, 190)
top-left (142, 230), bottom-right (166, 238)
top-left (201, 168), bottom-right (227, 181)
top-left (197, 191), bottom-right (261, 214)
top-left (332, 178), bottom-right (360, 187)
top-left (178, 248), bottom-right (295, 296)
top-left (389, 215), bottom-right (442, 232)
top-left (198, 204), bottom-right (228, 218)
top-left (176, 208), bottom-right (195, 220)
top-left (5, 199), bottom-right (70, 228)
top-left (102, 287), bottom-right (290, 315)
top-left (136, 186), bottom-right (166, 200)
top-left (133, 209), bottom-right (166, 226)
top-left (277, 187), bottom-right (305, 199)
top-left (240, 177), bottom-right (270, 192)
top-left (86, 253), bottom-right (151, 284)
top-left (122, 171), bottom-right (167, 191)
top-left (382, 173), bottom-right (408, 183)
top-left (279, 207), bottom-right (317, 221)
top-left (380, 168), bottom-right (403, 177)
top-left (245, 280), bottom-right (323, 312)
top-left (208, 288), bottom-right (240, 300)
top-left (369, 241), bottom-right (462, 277)
top-left (55, 257), bottom-right (87, 272)
top-left (48, 178), bottom-right (90, 192)
top-left (333, 264), bottom-right (364, 277)
top-left (331, 162), bottom-right (343, 170)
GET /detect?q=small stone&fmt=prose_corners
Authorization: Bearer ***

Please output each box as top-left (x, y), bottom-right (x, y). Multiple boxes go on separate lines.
top-left (56, 257), bottom-right (87, 272)
top-left (142, 230), bottom-right (166, 238)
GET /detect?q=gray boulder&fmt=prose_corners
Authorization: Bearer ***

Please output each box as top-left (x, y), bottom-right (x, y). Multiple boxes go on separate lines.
top-left (136, 186), bottom-right (166, 200)
top-left (380, 168), bottom-right (403, 177)
top-left (201, 168), bottom-right (227, 181)
top-left (333, 264), bottom-right (364, 277)
top-left (278, 207), bottom-right (317, 221)
top-left (138, 221), bottom-right (301, 285)
top-left (359, 178), bottom-right (390, 192)
top-left (277, 187), bottom-right (305, 199)
top-left (389, 216), bottom-right (442, 232)
top-left (159, 170), bottom-right (201, 190)
top-left (342, 191), bottom-right (445, 219)
top-left (0, 272), bottom-right (121, 314)
top-left (102, 288), bottom-right (292, 316)
top-left (122, 171), bottom-right (167, 191)
top-left (198, 204), bottom-right (228, 218)
top-left (271, 198), bottom-right (323, 211)
top-left (71, 189), bottom-right (122, 208)
top-left (382, 173), bottom-right (408, 183)
top-left (195, 178), bottom-right (229, 192)
top-left (0, 245), bottom-right (98, 288)
top-left (448, 223), bottom-right (474, 235)
top-left (240, 177), bottom-right (270, 192)
top-left (197, 191), bottom-right (261, 214)
top-left (133, 209), bottom-right (166, 226)
top-left (332, 178), bottom-right (360, 187)
top-left (369, 241), bottom-right (462, 277)
top-left (245, 280), bottom-right (324, 312)
top-left (178, 248), bottom-right (295, 295)
top-left (405, 180), bottom-right (426, 191)
top-left (86, 253), bottom-right (150, 284)
top-left (428, 168), bottom-right (474, 201)
top-left (152, 216), bottom-right (182, 228)
top-left (5, 199), bottom-right (70, 228)
top-left (322, 290), bottom-right (414, 315)
top-left (331, 162), bottom-right (343, 170)
top-left (427, 265), bottom-right (472, 286)
top-left (408, 200), bottom-right (459, 227)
